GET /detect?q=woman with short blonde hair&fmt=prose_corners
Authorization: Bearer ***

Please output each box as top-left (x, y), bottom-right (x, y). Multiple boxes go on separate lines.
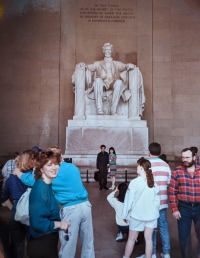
top-left (17, 149), bottom-right (38, 172)
top-left (1, 149), bottom-right (35, 258)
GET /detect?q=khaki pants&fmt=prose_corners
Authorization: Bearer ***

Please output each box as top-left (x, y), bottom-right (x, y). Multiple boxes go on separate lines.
top-left (58, 201), bottom-right (95, 258)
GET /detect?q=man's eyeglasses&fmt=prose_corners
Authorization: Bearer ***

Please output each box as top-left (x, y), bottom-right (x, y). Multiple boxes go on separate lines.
top-left (64, 228), bottom-right (71, 241)
top-left (181, 157), bottom-right (192, 160)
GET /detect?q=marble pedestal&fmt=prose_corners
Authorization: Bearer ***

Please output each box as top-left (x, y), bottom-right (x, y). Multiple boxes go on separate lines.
top-left (64, 115), bottom-right (148, 168)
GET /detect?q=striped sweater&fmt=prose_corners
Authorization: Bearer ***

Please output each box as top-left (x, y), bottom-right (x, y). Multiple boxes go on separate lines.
top-left (1, 170), bottom-right (32, 202)
top-left (149, 157), bottom-right (171, 210)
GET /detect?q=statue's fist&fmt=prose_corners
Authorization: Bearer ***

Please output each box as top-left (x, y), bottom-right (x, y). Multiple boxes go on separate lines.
top-left (76, 62), bottom-right (87, 69)
top-left (126, 63), bottom-right (135, 70)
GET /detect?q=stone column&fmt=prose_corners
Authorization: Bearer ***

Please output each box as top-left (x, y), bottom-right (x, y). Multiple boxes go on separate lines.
top-left (74, 64), bottom-right (86, 119)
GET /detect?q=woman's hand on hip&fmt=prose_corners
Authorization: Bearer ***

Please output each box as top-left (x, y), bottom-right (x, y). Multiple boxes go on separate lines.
top-left (59, 220), bottom-right (71, 231)
top-left (54, 220), bottom-right (71, 230)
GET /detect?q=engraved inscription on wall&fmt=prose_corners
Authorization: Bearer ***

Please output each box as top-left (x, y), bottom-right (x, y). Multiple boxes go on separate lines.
top-left (78, 3), bottom-right (135, 23)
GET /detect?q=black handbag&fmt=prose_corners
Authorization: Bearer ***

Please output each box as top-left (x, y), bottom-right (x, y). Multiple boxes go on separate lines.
top-left (94, 171), bottom-right (100, 181)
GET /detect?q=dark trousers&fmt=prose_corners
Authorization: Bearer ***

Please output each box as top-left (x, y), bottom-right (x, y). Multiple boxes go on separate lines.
top-left (27, 232), bottom-right (59, 258)
top-left (10, 201), bottom-right (29, 258)
top-left (0, 224), bottom-right (10, 258)
top-left (118, 225), bottom-right (129, 235)
top-left (99, 165), bottom-right (108, 188)
top-left (178, 201), bottom-right (200, 258)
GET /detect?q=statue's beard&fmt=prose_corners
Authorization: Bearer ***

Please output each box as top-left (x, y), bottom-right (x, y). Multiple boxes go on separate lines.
top-left (182, 160), bottom-right (194, 168)
top-left (104, 53), bottom-right (112, 58)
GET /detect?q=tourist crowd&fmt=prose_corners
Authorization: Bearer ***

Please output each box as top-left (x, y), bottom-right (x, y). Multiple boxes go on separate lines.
top-left (1, 143), bottom-right (200, 258)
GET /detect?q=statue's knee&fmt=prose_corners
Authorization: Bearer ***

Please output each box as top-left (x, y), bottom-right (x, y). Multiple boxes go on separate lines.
top-left (95, 78), bottom-right (103, 84)
top-left (93, 78), bottom-right (104, 89)
top-left (113, 80), bottom-right (123, 90)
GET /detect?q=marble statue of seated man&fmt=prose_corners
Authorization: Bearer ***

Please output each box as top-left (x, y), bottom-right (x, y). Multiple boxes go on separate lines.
top-left (73, 42), bottom-right (135, 115)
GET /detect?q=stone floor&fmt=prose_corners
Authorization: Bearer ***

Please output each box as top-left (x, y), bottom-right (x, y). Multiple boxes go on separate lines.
top-left (0, 181), bottom-right (198, 258)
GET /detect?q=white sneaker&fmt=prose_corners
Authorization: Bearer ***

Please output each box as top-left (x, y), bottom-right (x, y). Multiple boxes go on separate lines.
top-left (116, 232), bottom-right (123, 242)
top-left (136, 255), bottom-right (156, 258)
top-left (160, 253), bottom-right (170, 258)
top-left (152, 254), bottom-right (157, 258)
top-left (1, 203), bottom-right (6, 207)
top-left (109, 185), bottom-right (115, 190)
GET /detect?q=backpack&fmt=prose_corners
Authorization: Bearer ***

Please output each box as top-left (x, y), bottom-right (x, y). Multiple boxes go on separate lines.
top-left (14, 187), bottom-right (31, 226)
top-left (94, 171), bottom-right (100, 181)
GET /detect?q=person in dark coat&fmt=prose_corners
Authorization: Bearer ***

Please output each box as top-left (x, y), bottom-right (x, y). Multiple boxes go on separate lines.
top-left (96, 145), bottom-right (109, 190)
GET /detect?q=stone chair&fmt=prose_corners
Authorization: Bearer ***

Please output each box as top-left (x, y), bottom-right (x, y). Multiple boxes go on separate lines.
top-left (72, 65), bottom-right (145, 119)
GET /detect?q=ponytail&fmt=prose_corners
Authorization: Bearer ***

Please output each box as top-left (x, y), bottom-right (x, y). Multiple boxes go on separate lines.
top-left (137, 157), bottom-right (154, 188)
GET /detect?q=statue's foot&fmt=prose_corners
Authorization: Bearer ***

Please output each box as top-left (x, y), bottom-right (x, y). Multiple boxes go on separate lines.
top-left (111, 113), bottom-right (118, 116)
top-left (97, 110), bottom-right (104, 115)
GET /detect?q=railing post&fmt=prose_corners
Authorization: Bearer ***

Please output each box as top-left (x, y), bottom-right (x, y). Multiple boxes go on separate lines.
top-left (125, 170), bottom-right (128, 183)
top-left (85, 169), bottom-right (90, 183)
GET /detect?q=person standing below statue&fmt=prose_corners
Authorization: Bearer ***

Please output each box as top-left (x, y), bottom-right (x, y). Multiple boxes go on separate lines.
top-left (169, 148), bottom-right (200, 258)
top-left (96, 145), bottom-right (109, 190)
top-left (122, 158), bottom-right (160, 258)
top-left (86, 42), bottom-right (135, 115)
top-left (138, 142), bottom-right (171, 258)
top-left (108, 147), bottom-right (117, 190)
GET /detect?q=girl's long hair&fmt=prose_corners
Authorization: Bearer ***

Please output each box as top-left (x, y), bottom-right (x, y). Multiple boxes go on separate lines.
top-left (117, 183), bottom-right (128, 203)
top-left (109, 147), bottom-right (116, 155)
top-left (137, 157), bottom-right (154, 188)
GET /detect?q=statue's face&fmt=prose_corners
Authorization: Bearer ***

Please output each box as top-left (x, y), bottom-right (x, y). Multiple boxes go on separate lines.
top-left (103, 46), bottom-right (112, 58)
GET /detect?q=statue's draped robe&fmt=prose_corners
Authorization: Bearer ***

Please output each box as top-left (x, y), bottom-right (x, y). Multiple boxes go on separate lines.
top-left (72, 60), bottom-right (145, 117)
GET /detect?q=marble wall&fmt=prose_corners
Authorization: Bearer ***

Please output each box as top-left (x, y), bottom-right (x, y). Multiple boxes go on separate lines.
top-left (153, 0), bottom-right (200, 155)
top-left (0, 0), bottom-right (200, 158)
top-left (0, 4), bottom-right (61, 155)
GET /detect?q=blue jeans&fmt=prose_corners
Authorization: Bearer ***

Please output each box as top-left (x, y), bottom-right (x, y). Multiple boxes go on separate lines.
top-left (177, 201), bottom-right (200, 258)
top-left (153, 208), bottom-right (170, 255)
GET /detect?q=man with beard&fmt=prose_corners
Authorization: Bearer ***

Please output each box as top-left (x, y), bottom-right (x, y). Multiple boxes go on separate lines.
top-left (169, 148), bottom-right (200, 258)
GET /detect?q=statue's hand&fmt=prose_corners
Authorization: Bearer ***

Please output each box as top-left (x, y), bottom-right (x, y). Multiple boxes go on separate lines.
top-left (126, 63), bottom-right (135, 70)
top-left (76, 62), bottom-right (87, 70)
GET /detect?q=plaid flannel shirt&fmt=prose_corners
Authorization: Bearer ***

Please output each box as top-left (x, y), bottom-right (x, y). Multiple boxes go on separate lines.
top-left (169, 165), bottom-right (200, 213)
top-left (2, 159), bottom-right (16, 178)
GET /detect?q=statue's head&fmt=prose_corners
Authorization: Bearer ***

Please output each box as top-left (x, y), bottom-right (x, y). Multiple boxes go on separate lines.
top-left (102, 42), bottom-right (113, 57)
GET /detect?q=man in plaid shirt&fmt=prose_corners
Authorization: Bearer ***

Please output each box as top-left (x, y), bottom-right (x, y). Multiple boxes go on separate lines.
top-left (2, 152), bottom-right (19, 188)
top-left (169, 148), bottom-right (200, 258)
